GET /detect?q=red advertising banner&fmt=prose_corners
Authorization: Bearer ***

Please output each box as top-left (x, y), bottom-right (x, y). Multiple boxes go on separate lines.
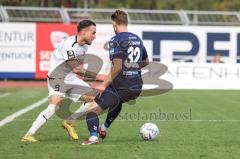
top-left (35, 23), bottom-right (76, 79)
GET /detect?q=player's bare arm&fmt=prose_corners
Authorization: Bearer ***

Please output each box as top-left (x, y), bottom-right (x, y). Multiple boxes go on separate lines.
top-left (95, 58), bottom-right (122, 93)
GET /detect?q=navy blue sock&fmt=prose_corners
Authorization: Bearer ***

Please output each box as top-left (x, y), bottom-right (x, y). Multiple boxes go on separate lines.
top-left (104, 102), bottom-right (122, 128)
top-left (86, 112), bottom-right (99, 137)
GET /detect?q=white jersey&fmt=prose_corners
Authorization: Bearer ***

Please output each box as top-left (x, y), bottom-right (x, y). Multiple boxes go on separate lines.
top-left (48, 35), bottom-right (88, 78)
top-left (47, 35), bottom-right (91, 102)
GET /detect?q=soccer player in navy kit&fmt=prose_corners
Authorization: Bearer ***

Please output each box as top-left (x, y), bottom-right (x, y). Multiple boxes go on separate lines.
top-left (81, 10), bottom-right (149, 145)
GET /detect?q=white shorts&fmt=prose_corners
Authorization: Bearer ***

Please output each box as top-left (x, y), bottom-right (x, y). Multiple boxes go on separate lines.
top-left (48, 73), bottom-right (92, 102)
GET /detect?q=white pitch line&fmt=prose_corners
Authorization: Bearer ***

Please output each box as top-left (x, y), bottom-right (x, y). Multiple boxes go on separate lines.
top-left (0, 97), bottom-right (48, 128)
top-left (0, 93), bottom-right (11, 98)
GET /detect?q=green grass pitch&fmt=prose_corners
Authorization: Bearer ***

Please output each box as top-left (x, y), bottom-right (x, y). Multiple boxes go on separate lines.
top-left (0, 88), bottom-right (239, 159)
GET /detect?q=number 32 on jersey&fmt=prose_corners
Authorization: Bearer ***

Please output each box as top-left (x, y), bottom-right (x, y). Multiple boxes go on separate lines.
top-left (128, 46), bottom-right (140, 62)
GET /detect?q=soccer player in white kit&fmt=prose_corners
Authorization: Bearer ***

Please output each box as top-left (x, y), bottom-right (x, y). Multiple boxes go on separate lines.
top-left (22, 20), bottom-right (98, 142)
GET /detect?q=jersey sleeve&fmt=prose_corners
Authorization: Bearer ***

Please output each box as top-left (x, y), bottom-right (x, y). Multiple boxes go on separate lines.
top-left (60, 40), bottom-right (87, 61)
top-left (56, 39), bottom-right (75, 61)
top-left (109, 37), bottom-right (126, 60)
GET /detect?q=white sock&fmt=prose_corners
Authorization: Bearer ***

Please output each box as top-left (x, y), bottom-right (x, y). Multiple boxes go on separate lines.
top-left (25, 104), bottom-right (59, 136)
top-left (89, 135), bottom-right (98, 141)
top-left (101, 124), bottom-right (107, 131)
top-left (67, 103), bottom-right (90, 122)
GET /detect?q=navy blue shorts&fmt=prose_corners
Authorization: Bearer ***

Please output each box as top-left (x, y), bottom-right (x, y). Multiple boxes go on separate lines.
top-left (94, 84), bottom-right (142, 110)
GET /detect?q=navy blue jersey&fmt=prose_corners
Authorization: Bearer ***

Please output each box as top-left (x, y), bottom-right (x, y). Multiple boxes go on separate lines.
top-left (108, 32), bottom-right (148, 100)
top-left (109, 32), bottom-right (148, 65)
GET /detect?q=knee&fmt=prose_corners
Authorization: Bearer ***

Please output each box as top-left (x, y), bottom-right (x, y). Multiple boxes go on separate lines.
top-left (49, 95), bottom-right (62, 106)
top-left (86, 102), bottom-right (103, 115)
top-left (80, 95), bottom-right (94, 103)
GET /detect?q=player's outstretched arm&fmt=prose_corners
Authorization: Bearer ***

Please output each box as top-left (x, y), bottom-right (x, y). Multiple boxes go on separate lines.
top-left (94, 58), bottom-right (122, 93)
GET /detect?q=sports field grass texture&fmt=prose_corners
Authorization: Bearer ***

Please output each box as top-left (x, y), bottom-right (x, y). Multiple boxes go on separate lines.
top-left (0, 88), bottom-right (239, 159)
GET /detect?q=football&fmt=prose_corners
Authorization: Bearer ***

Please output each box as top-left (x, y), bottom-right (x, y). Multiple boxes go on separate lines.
top-left (140, 123), bottom-right (160, 140)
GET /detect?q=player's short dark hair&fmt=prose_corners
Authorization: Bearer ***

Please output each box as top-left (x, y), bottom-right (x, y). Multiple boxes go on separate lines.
top-left (111, 10), bottom-right (128, 25)
top-left (77, 20), bottom-right (96, 32)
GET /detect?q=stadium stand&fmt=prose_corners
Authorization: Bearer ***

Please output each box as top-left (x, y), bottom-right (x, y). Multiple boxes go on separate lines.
top-left (0, 6), bottom-right (240, 25)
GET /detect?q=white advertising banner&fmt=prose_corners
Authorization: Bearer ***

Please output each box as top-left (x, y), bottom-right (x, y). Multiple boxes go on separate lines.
top-left (0, 23), bottom-right (36, 73)
top-left (161, 63), bottom-right (240, 89)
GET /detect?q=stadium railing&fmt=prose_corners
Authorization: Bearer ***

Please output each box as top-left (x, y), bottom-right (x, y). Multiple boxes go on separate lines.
top-left (65, 8), bottom-right (184, 24)
top-left (0, 11), bottom-right (3, 22)
top-left (0, 5), bottom-right (5, 22)
top-left (0, 6), bottom-right (240, 26)
top-left (185, 10), bottom-right (240, 26)
top-left (1, 6), bottom-right (65, 23)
